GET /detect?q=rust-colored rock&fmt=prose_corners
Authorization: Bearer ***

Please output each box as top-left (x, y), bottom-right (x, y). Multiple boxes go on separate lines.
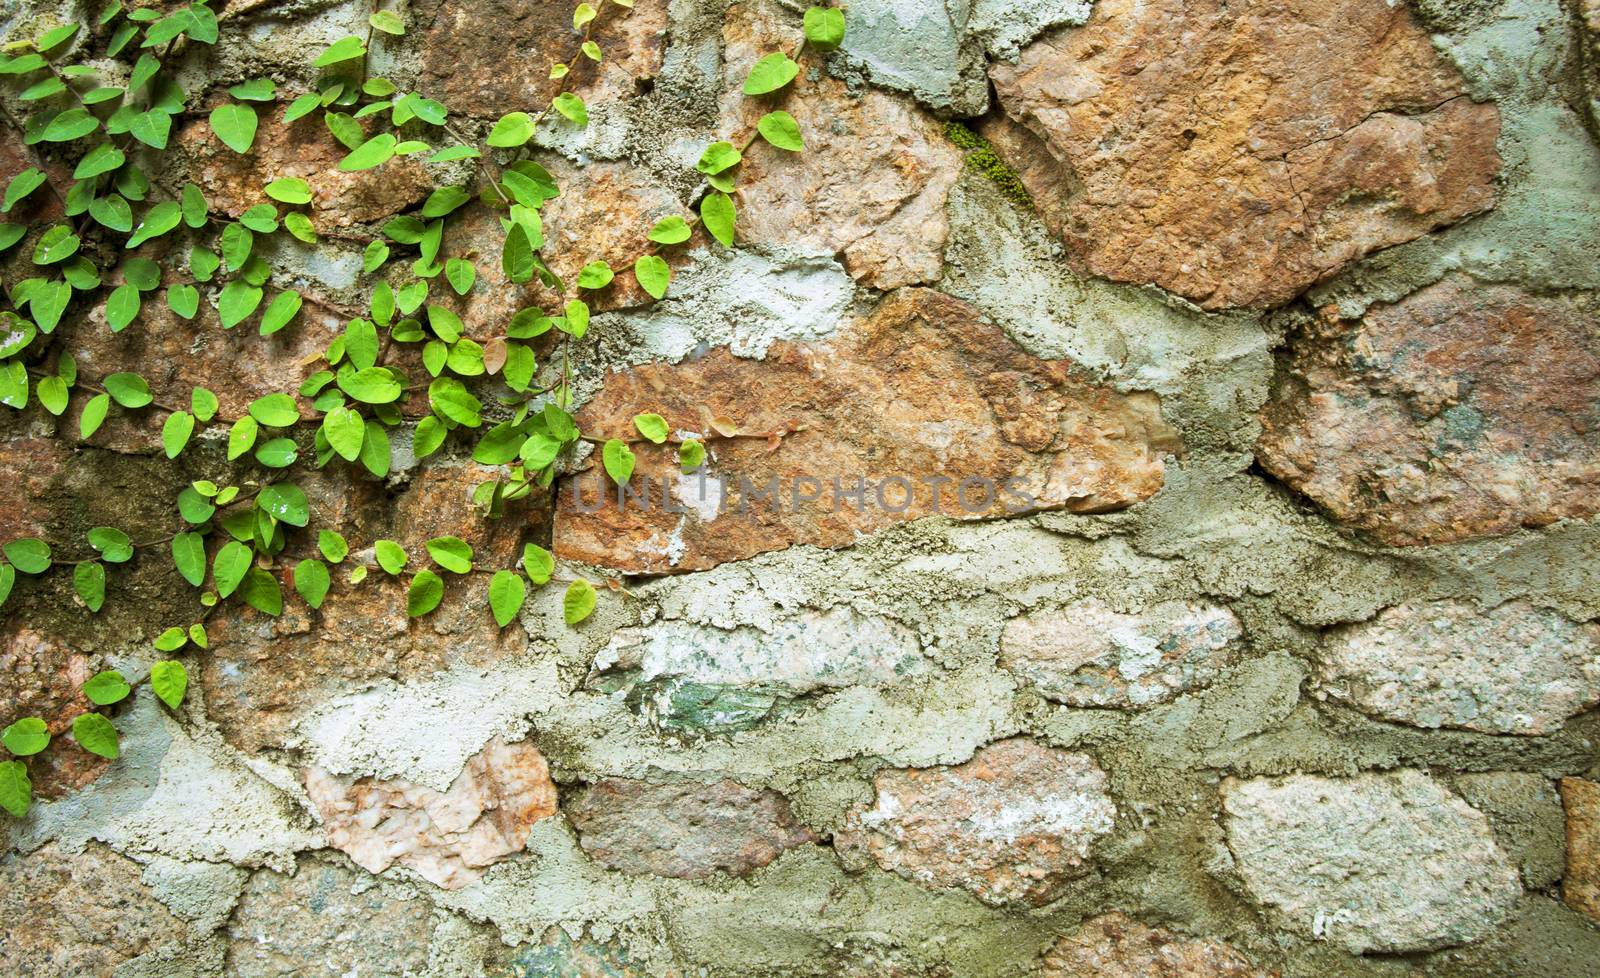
top-left (1042, 914), bottom-right (1276, 978)
top-left (178, 103), bottom-right (433, 228)
top-left (303, 736), bottom-right (558, 889)
top-left (1561, 777), bottom-right (1600, 923)
top-left (0, 627), bottom-right (109, 797)
top-left (554, 289), bottom-right (1179, 573)
top-left (721, 2), bottom-right (963, 288)
top-left (835, 738), bottom-right (1116, 906)
top-left (1258, 277), bottom-right (1600, 545)
top-left (987, 0), bottom-right (1501, 309)
top-left (566, 777), bottom-right (816, 879)
top-left (0, 437), bottom-right (71, 541)
top-left (0, 843), bottom-right (195, 977)
top-left (415, 0), bottom-right (666, 119)
top-left (1578, 0), bottom-right (1600, 142)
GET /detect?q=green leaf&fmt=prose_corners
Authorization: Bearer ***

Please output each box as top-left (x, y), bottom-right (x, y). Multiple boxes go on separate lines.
top-left (582, 40), bottom-right (603, 61)
top-left (83, 669), bottom-right (131, 706)
top-left (648, 215), bottom-right (692, 245)
top-left (428, 145), bottom-right (480, 163)
top-left (407, 570), bottom-right (444, 617)
top-left (209, 102), bottom-right (258, 154)
top-left (680, 438), bottom-right (706, 473)
top-left (803, 6), bottom-right (846, 50)
top-left (36, 22), bottom-right (80, 52)
top-left (696, 141), bottom-right (742, 175)
top-left (189, 622), bottom-right (209, 649)
top-left (315, 35), bottom-right (367, 67)
top-left (167, 283), bottom-right (199, 320)
top-left (0, 362), bottom-right (27, 409)
top-left (74, 561), bottom-right (106, 612)
top-left (256, 438), bottom-right (296, 468)
top-left (295, 558), bottom-right (331, 609)
top-left (239, 203), bottom-right (279, 233)
top-left (154, 626), bottom-right (188, 651)
top-left (258, 483), bottom-right (310, 527)
top-left (519, 432), bottom-right (561, 469)
top-left (564, 299), bottom-right (590, 338)
top-left (577, 261), bottom-right (615, 289)
top-left (338, 366), bottom-right (403, 404)
top-left (502, 223), bottom-right (535, 284)
top-left (32, 225), bottom-right (79, 265)
top-left (221, 225), bottom-right (254, 273)
top-left (412, 416), bottom-right (447, 459)
top-left (172, 532), bottom-right (206, 586)
top-left (177, 486), bottom-right (215, 524)
top-left (339, 133), bottom-right (396, 172)
top-left (240, 567), bottom-right (283, 616)
top-left (574, 2), bottom-right (598, 28)
top-left (126, 200), bottom-right (182, 249)
top-left (161, 410), bottom-right (195, 458)
top-left (318, 530), bottom-right (349, 563)
top-left (633, 413), bottom-right (670, 443)
top-left (74, 144), bottom-right (126, 180)
top-left (259, 289), bottom-right (302, 336)
top-left (214, 540), bottom-right (252, 597)
top-left (249, 392), bottom-right (300, 427)
top-left (323, 110), bottom-right (364, 150)
top-left (0, 564), bottom-right (12, 608)
top-left (128, 110), bottom-right (172, 150)
top-left (488, 570), bottom-right (526, 628)
top-left (488, 111), bottom-right (534, 148)
top-left (102, 372), bottom-right (151, 409)
top-left (375, 540), bottom-right (408, 575)
top-left (563, 579), bottom-right (597, 625)
top-left (445, 258), bottom-right (476, 295)
top-left (105, 284), bottom-right (141, 332)
top-left (426, 536), bottom-right (474, 574)
top-left (36, 375), bottom-right (68, 416)
top-left (603, 438), bottom-right (636, 485)
top-left (323, 406), bottom-right (365, 461)
top-left (88, 193), bottom-right (132, 233)
top-left (743, 52), bottom-right (799, 95)
top-left (0, 760), bottom-right (32, 817)
top-left (28, 280), bottom-right (70, 334)
top-left (265, 177), bottom-right (312, 204)
top-left (41, 108), bottom-right (99, 142)
top-left (72, 712), bottom-right (119, 759)
top-left (2, 170), bottom-right (46, 213)
top-left (218, 281), bottom-right (264, 329)
top-left (700, 191), bottom-right (736, 247)
top-left (1, 717), bottom-right (50, 756)
top-left (369, 10), bottom-right (405, 34)
top-left (283, 91), bottom-right (321, 123)
top-left (522, 543), bottom-right (555, 585)
top-left (359, 420), bottom-right (390, 478)
top-left (757, 110), bottom-right (805, 151)
top-left (150, 660), bottom-right (187, 709)
top-left (228, 416), bottom-right (259, 460)
top-left (88, 526), bottom-right (134, 563)
top-left (228, 78), bottom-right (276, 101)
top-left (427, 377), bottom-right (482, 427)
top-left (284, 211), bottom-right (317, 243)
top-left (551, 92), bottom-right (588, 126)
top-left (634, 254), bottom-right (670, 299)
top-left (80, 392), bottom-right (110, 438)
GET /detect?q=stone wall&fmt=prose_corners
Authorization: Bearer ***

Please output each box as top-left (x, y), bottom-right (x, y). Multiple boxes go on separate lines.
top-left (4, 0), bottom-right (1600, 976)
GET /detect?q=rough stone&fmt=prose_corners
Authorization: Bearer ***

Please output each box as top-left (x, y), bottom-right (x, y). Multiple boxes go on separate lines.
top-left (1454, 772), bottom-right (1568, 890)
top-left (0, 842), bottom-right (195, 977)
top-left (178, 103), bottom-right (433, 229)
top-left (506, 926), bottom-right (682, 978)
top-left (832, 0), bottom-right (989, 115)
top-left (1258, 276), bottom-right (1600, 545)
top-left (1579, 0), bottom-right (1600, 142)
top-left (225, 856), bottom-right (432, 977)
top-left (536, 159), bottom-right (685, 310)
top-left (1221, 770), bottom-right (1521, 953)
top-left (1040, 913), bottom-right (1274, 978)
top-left (1000, 600), bottom-right (1244, 708)
top-left (0, 437), bottom-right (71, 541)
top-left (835, 738), bottom-right (1117, 906)
top-left (988, 0), bottom-right (1502, 309)
top-left (969, 0), bottom-right (1092, 61)
top-left (722, 2), bottom-right (963, 288)
top-left (1314, 600), bottom-right (1600, 735)
top-left (303, 735), bottom-right (558, 889)
top-left (566, 777), bottom-right (816, 878)
top-left (555, 288), bottom-right (1180, 573)
top-left (415, 0), bottom-right (667, 119)
top-left (1560, 776), bottom-right (1600, 923)
top-left (0, 626), bottom-right (108, 796)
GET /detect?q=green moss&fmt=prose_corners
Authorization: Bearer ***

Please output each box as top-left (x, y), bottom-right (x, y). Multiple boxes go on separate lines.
top-left (943, 121), bottom-right (1034, 209)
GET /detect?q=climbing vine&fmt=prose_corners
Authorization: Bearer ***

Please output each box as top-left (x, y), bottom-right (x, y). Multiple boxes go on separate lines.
top-left (0, 0), bottom-right (848, 816)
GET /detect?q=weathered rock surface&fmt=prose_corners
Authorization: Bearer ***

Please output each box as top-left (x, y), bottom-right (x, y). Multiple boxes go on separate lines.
top-left (303, 735), bottom-right (557, 889)
top-left (0, 626), bottom-right (108, 796)
top-left (226, 856), bottom-right (433, 977)
top-left (1314, 600), bottom-right (1600, 735)
top-left (1258, 277), bottom-right (1600, 545)
top-left (1001, 600), bottom-right (1244, 708)
top-left (0, 842), bottom-right (196, 977)
top-left (566, 777), bottom-right (816, 878)
top-left (416, 0), bottom-right (667, 119)
top-left (179, 103), bottom-right (433, 228)
top-left (1578, 0), bottom-right (1600, 142)
top-left (1041, 913), bottom-right (1274, 978)
top-left (0, 437), bottom-right (70, 541)
top-left (969, 0), bottom-right (1092, 61)
top-left (832, 0), bottom-right (989, 116)
top-left (507, 926), bottom-right (682, 978)
top-left (988, 0), bottom-right (1501, 309)
top-left (1221, 770), bottom-right (1521, 953)
top-left (836, 738), bottom-right (1116, 906)
top-left (590, 607), bottom-right (928, 733)
top-left (555, 288), bottom-right (1180, 573)
top-left (723, 3), bottom-right (963, 288)
top-left (1560, 776), bottom-right (1600, 923)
